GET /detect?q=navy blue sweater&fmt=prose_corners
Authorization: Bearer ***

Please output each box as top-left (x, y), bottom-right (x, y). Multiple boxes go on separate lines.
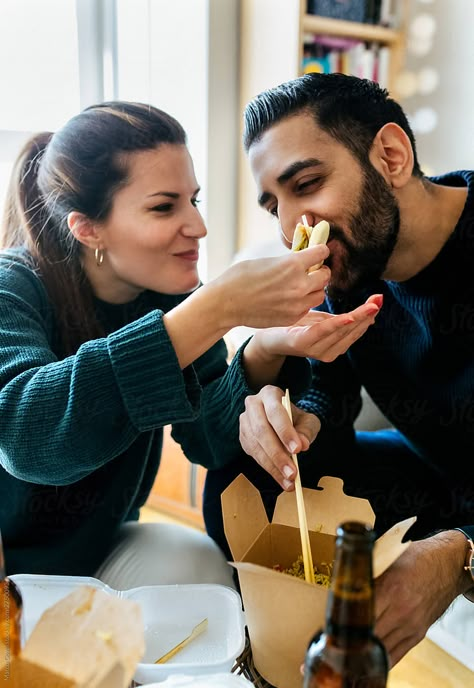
top-left (299, 171), bottom-right (474, 530)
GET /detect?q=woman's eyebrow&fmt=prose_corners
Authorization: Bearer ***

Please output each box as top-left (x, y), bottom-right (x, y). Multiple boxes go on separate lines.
top-left (146, 191), bottom-right (179, 199)
top-left (146, 187), bottom-right (201, 199)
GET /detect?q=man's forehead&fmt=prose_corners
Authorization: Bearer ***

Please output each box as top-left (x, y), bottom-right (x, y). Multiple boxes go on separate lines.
top-left (249, 117), bottom-right (334, 189)
top-left (249, 114), bottom-right (332, 167)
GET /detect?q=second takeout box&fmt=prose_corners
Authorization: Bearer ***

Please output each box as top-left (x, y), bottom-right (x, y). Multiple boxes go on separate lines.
top-left (0, 585), bottom-right (144, 688)
top-left (222, 474), bottom-right (415, 688)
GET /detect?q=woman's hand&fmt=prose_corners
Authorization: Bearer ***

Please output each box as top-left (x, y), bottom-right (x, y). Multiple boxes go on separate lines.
top-left (215, 245), bottom-right (331, 330)
top-left (239, 385), bottom-right (321, 489)
top-left (251, 294), bottom-right (382, 363)
top-left (164, 245), bottom-right (330, 369)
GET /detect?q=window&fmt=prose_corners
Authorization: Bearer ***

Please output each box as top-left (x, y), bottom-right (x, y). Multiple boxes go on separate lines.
top-left (0, 0), bottom-right (104, 218)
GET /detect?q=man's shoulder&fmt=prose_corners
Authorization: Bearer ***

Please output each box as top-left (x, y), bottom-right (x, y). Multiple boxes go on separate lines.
top-left (428, 170), bottom-right (474, 187)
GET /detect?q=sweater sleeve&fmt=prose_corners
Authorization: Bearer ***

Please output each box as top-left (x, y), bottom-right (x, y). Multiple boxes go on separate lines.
top-left (297, 353), bottom-right (363, 430)
top-left (292, 299), bottom-right (363, 429)
top-left (0, 259), bottom-right (201, 486)
top-left (171, 337), bottom-right (312, 471)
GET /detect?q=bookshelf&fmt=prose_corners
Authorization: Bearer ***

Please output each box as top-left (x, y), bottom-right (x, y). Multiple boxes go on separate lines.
top-left (299, 2), bottom-right (409, 97)
top-left (237, 0), bottom-right (408, 250)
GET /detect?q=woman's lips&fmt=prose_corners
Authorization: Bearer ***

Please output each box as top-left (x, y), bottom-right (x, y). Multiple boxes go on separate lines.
top-left (175, 250), bottom-right (199, 262)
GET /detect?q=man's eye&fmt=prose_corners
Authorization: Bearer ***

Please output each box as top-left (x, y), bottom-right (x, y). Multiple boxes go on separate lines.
top-left (192, 198), bottom-right (201, 207)
top-left (297, 178), bottom-right (321, 192)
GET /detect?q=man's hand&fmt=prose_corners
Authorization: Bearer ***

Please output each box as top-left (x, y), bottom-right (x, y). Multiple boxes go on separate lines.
top-left (239, 384), bottom-right (320, 489)
top-left (374, 530), bottom-right (467, 666)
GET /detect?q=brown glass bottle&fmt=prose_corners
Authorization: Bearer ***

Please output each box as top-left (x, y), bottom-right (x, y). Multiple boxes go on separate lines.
top-left (303, 521), bottom-right (388, 688)
top-left (1, 531), bottom-right (23, 664)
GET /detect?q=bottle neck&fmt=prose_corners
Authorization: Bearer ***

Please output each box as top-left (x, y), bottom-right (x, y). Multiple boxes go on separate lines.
top-left (325, 522), bottom-right (376, 643)
top-left (0, 531), bottom-right (5, 581)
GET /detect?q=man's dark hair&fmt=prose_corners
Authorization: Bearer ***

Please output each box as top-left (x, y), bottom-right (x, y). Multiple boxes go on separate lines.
top-left (243, 73), bottom-right (423, 178)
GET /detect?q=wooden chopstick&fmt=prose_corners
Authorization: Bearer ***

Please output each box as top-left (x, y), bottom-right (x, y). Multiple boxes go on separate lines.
top-left (282, 389), bottom-right (315, 584)
top-left (154, 618), bottom-right (208, 664)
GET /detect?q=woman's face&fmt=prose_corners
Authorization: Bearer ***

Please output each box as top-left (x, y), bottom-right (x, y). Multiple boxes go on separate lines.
top-left (93, 144), bottom-right (206, 303)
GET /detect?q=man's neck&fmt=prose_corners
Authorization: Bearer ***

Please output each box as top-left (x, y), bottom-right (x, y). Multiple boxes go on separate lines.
top-left (383, 177), bottom-right (468, 282)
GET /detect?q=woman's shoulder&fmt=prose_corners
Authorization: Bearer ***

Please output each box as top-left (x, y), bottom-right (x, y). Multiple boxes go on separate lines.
top-left (0, 247), bottom-right (49, 309)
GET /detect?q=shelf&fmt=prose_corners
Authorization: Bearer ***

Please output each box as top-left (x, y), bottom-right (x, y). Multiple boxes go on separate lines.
top-left (303, 14), bottom-right (401, 45)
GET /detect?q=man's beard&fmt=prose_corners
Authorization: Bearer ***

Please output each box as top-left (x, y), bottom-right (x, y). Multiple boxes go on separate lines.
top-left (326, 162), bottom-right (400, 300)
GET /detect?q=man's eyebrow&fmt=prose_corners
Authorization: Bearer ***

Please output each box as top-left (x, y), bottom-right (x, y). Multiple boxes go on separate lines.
top-left (277, 158), bottom-right (323, 185)
top-left (258, 191), bottom-right (271, 207)
top-left (257, 158), bottom-right (323, 207)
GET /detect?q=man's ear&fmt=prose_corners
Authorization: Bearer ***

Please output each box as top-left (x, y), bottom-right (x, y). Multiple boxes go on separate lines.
top-left (369, 122), bottom-right (414, 189)
top-left (67, 211), bottom-right (102, 249)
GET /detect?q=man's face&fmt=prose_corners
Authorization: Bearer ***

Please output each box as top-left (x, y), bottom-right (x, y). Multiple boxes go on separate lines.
top-left (248, 112), bottom-right (400, 298)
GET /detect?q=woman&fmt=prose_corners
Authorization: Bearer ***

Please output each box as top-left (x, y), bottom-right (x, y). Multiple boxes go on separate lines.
top-left (0, 101), bottom-right (379, 587)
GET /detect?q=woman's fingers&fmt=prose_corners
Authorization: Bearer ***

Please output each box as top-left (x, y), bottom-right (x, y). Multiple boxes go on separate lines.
top-left (227, 250), bottom-right (331, 328)
top-left (315, 316), bottom-right (376, 361)
top-left (290, 302), bottom-right (380, 360)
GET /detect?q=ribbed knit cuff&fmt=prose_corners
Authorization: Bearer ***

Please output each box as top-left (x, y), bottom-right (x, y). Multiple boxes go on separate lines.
top-left (107, 310), bottom-right (201, 431)
top-left (276, 356), bottom-right (312, 397)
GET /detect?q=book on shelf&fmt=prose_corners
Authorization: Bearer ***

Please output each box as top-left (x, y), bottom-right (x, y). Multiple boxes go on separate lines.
top-left (302, 34), bottom-right (391, 88)
top-left (306, 0), bottom-right (401, 29)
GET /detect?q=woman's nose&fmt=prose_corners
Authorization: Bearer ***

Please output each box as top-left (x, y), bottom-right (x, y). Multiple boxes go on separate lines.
top-left (182, 214), bottom-right (207, 239)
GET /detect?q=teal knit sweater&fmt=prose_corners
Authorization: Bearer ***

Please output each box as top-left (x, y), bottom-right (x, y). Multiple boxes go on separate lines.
top-left (0, 250), bottom-right (307, 575)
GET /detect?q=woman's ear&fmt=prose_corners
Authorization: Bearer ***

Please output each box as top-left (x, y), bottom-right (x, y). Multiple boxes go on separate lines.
top-left (369, 123), bottom-right (414, 189)
top-left (67, 211), bottom-right (101, 249)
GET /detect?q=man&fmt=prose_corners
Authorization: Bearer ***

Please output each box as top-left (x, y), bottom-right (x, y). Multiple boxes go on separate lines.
top-left (203, 73), bottom-right (474, 667)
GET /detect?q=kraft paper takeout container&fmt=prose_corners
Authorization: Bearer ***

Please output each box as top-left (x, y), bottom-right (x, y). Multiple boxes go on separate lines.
top-left (10, 575), bottom-right (246, 685)
top-left (0, 583), bottom-right (144, 688)
top-left (222, 474), bottom-right (416, 688)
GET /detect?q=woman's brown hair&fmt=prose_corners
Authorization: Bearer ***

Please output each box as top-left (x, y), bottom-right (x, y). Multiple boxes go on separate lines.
top-left (1, 102), bottom-right (187, 354)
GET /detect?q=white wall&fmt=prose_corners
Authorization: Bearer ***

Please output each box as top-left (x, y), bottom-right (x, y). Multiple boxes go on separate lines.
top-left (116, 0), bottom-right (239, 280)
top-left (403, 0), bottom-right (474, 174)
top-left (237, 0), bottom-right (301, 251)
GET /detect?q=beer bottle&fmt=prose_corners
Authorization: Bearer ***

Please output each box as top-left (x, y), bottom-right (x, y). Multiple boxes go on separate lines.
top-left (1, 530), bottom-right (23, 664)
top-left (303, 521), bottom-right (388, 687)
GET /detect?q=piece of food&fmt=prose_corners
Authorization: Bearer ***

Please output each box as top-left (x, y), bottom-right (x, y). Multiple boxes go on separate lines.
top-left (291, 219), bottom-right (330, 271)
top-left (273, 555), bottom-right (332, 587)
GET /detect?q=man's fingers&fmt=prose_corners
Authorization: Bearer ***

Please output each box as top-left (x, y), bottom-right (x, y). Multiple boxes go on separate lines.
top-left (239, 419), bottom-right (291, 489)
top-left (381, 629), bottom-right (423, 668)
top-left (239, 392), bottom-right (301, 489)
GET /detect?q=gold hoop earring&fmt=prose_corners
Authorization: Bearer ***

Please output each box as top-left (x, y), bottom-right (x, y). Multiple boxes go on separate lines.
top-left (95, 248), bottom-right (104, 266)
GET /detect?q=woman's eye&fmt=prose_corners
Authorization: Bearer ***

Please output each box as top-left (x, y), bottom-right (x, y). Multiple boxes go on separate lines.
top-left (192, 198), bottom-right (201, 207)
top-left (151, 203), bottom-right (173, 213)
top-left (268, 206), bottom-right (279, 218)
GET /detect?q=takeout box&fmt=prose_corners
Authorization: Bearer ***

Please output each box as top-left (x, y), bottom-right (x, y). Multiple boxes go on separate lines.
top-left (0, 584), bottom-right (144, 687)
top-left (222, 474), bottom-right (415, 688)
top-left (10, 575), bottom-right (246, 685)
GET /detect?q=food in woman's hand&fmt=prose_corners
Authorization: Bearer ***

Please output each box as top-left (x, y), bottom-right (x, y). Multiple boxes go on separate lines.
top-left (273, 555), bottom-right (332, 587)
top-left (292, 219), bottom-right (330, 271)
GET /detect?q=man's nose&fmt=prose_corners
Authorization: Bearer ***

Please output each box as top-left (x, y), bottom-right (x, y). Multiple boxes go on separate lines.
top-left (281, 211), bottom-right (317, 244)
